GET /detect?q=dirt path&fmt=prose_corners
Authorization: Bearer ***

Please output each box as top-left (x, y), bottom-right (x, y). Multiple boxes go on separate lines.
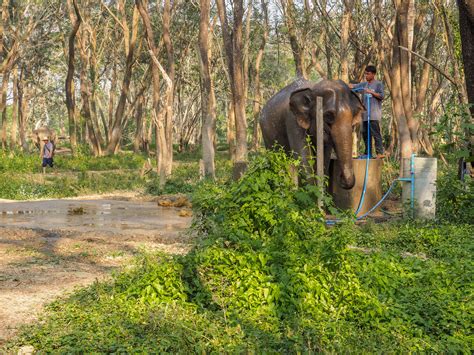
top-left (0, 197), bottom-right (193, 345)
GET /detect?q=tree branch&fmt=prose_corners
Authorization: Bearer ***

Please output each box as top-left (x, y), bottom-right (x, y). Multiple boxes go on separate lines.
top-left (399, 46), bottom-right (457, 86)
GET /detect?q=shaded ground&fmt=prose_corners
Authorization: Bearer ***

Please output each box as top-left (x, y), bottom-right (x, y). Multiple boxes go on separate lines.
top-left (0, 196), bottom-right (193, 344)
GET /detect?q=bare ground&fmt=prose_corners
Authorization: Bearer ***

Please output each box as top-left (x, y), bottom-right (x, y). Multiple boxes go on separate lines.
top-left (0, 195), bottom-right (193, 345)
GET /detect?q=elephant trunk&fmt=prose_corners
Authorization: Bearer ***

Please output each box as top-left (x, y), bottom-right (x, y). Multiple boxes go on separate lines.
top-left (330, 111), bottom-right (355, 190)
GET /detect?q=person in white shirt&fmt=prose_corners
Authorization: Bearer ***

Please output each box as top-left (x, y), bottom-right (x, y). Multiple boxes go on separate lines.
top-left (41, 136), bottom-right (55, 174)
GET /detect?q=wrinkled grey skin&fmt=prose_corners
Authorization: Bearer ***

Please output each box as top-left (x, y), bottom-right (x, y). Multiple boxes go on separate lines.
top-left (260, 79), bottom-right (364, 189)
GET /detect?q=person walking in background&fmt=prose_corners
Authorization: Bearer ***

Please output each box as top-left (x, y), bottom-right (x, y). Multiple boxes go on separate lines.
top-left (349, 65), bottom-right (385, 159)
top-left (41, 136), bottom-right (55, 174)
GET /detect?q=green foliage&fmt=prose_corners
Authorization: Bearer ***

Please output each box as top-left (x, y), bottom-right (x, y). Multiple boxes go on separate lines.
top-left (146, 153), bottom-right (232, 195)
top-left (6, 151), bottom-right (473, 352)
top-left (436, 168), bottom-right (474, 223)
top-left (56, 152), bottom-right (146, 172)
top-left (0, 171), bottom-right (144, 200)
top-left (381, 157), bottom-right (401, 195)
top-left (0, 151), bottom-right (146, 174)
top-left (431, 101), bottom-right (473, 162)
top-left (0, 152), bottom-right (39, 173)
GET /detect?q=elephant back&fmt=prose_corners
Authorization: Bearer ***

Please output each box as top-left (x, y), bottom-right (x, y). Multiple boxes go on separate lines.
top-left (260, 79), bottom-right (318, 124)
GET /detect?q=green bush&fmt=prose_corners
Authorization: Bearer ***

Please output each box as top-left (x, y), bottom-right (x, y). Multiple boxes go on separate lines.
top-left (7, 151), bottom-right (473, 352)
top-left (0, 171), bottom-right (145, 200)
top-left (436, 169), bottom-right (474, 223)
top-left (0, 152), bottom-right (40, 173)
top-left (0, 173), bottom-right (76, 199)
top-left (56, 152), bottom-right (146, 172)
top-left (0, 151), bottom-right (146, 173)
top-left (146, 154), bottom-right (232, 195)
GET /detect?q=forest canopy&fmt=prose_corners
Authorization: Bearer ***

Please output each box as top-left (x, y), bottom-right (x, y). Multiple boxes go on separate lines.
top-left (0, 0), bottom-right (472, 181)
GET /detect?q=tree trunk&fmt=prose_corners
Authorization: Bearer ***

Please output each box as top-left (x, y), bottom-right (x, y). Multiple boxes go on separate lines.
top-left (391, 0), bottom-right (413, 161)
top-left (199, 0), bottom-right (217, 178)
top-left (216, 0), bottom-right (248, 178)
top-left (78, 23), bottom-right (102, 156)
top-left (243, 1), bottom-right (252, 100)
top-left (282, 0), bottom-right (306, 78)
top-left (414, 11), bottom-right (437, 115)
top-left (10, 66), bottom-right (18, 150)
top-left (133, 93), bottom-right (145, 153)
top-left (88, 22), bottom-right (105, 148)
top-left (251, 0), bottom-right (269, 151)
top-left (227, 97), bottom-right (236, 160)
top-left (340, 0), bottom-right (353, 82)
top-left (18, 68), bottom-right (29, 151)
top-left (136, 0), bottom-right (170, 187)
top-left (398, 0), bottom-right (417, 152)
top-left (106, 63), bottom-right (117, 144)
top-left (162, 0), bottom-right (174, 176)
top-left (106, 5), bottom-right (139, 155)
top-left (0, 68), bottom-right (10, 149)
top-left (456, 0), bottom-right (474, 174)
top-left (65, 0), bottom-right (81, 155)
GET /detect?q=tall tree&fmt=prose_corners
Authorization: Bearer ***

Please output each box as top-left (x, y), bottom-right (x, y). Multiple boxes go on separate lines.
top-left (251, 0), bottom-right (269, 151)
top-left (199, 0), bottom-right (217, 178)
top-left (162, 0), bottom-right (175, 176)
top-left (216, 0), bottom-right (248, 178)
top-left (106, 1), bottom-right (140, 155)
top-left (65, 0), bottom-right (81, 155)
top-left (136, 0), bottom-right (172, 187)
top-left (340, 0), bottom-right (353, 83)
top-left (390, 0), bottom-right (413, 161)
top-left (456, 0), bottom-right (474, 175)
top-left (281, 0), bottom-right (306, 78)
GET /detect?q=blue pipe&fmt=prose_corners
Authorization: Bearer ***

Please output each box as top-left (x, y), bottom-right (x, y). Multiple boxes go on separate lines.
top-left (410, 153), bottom-right (415, 213)
top-left (354, 92), bottom-right (372, 216)
top-left (325, 93), bottom-right (417, 223)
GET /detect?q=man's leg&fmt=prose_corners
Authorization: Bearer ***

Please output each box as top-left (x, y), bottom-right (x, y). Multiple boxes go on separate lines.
top-left (370, 121), bottom-right (384, 156)
top-left (362, 120), bottom-right (370, 156)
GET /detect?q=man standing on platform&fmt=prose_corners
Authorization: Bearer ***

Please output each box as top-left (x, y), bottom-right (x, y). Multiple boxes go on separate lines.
top-left (349, 65), bottom-right (385, 159)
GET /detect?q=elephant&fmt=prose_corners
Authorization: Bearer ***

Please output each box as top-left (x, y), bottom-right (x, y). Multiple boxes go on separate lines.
top-left (260, 79), bottom-right (364, 189)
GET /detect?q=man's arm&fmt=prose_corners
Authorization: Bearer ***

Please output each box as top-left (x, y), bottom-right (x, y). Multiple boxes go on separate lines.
top-left (349, 82), bottom-right (365, 90)
top-left (366, 82), bottom-right (384, 100)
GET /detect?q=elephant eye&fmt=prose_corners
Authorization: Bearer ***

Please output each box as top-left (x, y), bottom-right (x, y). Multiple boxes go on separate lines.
top-left (324, 112), bottom-right (335, 124)
top-left (303, 95), bottom-right (311, 106)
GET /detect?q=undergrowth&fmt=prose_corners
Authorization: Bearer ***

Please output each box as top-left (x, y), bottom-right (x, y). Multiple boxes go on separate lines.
top-left (7, 150), bottom-right (473, 352)
top-left (0, 151), bottom-right (232, 199)
top-left (0, 151), bottom-right (146, 173)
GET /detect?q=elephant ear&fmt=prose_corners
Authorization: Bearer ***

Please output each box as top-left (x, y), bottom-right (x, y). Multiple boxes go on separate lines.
top-left (312, 85), bottom-right (338, 125)
top-left (289, 88), bottom-right (313, 130)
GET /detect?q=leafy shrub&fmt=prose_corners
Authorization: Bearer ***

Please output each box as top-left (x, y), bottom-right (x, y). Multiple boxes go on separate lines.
top-left (7, 151), bottom-right (473, 352)
top-left (0, 171), bottom-right (145, 200)
top-left (146, 154), bottom-right (232, 195)
top-left (0, 152), bottom-right (40, 173)
top-left (56, 152), bottom-right (146, 172)
top-left (436, 168), bottom-right (474, 223)
top-left (0, 173), bottom-right (76, 199)
top-left (0, 151), bottom-right (146, 174)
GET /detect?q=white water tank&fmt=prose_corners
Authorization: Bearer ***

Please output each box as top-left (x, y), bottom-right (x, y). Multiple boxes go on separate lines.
top-left (402, 157), bottom-right (437, 219)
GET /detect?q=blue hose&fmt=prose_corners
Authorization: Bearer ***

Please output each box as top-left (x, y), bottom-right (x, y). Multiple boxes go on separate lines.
top-left (354, 92), bottom-right (372, 216)
top-left (326, 154), bottom-right (417, 224)
top-left (325, 88), bottom-right (416, 224)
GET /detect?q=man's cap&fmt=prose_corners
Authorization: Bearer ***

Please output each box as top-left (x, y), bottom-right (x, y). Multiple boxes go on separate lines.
top-left (42, 136), bottom-right (49, 140)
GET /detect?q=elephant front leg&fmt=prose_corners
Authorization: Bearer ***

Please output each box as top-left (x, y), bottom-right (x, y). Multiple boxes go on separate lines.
top-left (288, 128), bottom-right (316, 184)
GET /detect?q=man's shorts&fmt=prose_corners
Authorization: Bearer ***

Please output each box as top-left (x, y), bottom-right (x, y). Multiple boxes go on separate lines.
top-left (42, 158), bottom-right (54, 168)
